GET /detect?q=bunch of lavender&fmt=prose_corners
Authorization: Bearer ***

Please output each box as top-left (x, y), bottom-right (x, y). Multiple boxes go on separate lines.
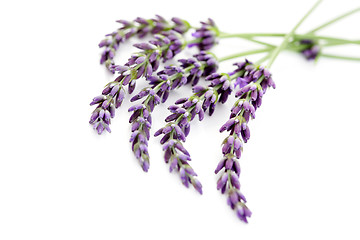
top-left (99, 15), bottom-right (190, 73)
top-left (90, 2), bottom-right (360, 223)
top-left (90, 30), bottom-right (186, 134)
top-left (129, 52), bottom-right (218, 172)
top-left (216, 60), bottom-right (275, 222)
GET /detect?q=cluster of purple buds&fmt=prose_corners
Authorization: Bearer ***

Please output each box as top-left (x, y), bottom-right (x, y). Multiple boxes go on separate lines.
top-left (163, 96), bottom-right (206, 137)
top-left (128, 52), bottom-right (218, 171)
top-left (153, 79), bottom-right (228, 191)
top-left (148, 30), bottom-right (185, 62)
top-left (127, 30), bottom-right (186, 76)
top-left (204, 73), bottom-right (233, 108)
top-left (90, 31), bottom-right (189, 134)
top-left (99, 15), bottom-right (190, 73)
top-left (89, 73), bottom-right (126, 134)
top-left (150, 66), bottom-right (187, 103)
top-left (154, 121), bottom-right (202, 194)
top-left (192, 85), bottom-right (219, 116)
top-left (153, 61), bottom-right (272, 198)
top-left (189, 18), bottom-right (219, 50)
top-left (215, 154), bottom-right (251, 222)
top-left (128, 67), bottom-right (185, 170)
top-left (215, 60), bottom-right (275, 222)
top-left (222, 63), bottom-right (275, 152)
top-left (178, 51), bottom-right (218, 86)
top-left (154, 92), bottom-right (218, 192)
top-left (194, 61), bottom-right (251, 115)
top-left (153, 62), bottom-right (244, 158)
top-left (162, 139), bottom-right (202, 194)
top-left (298, 39), bottom-right (320, 60)
top-left (128, 88), bottom-right (161, 172)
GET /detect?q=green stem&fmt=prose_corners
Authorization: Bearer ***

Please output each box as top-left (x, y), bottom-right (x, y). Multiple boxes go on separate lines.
top-left (307, 7), bottom-right (360, 33)
top-left (218, 48), bottom-right (273, 62)
top-left (267, 0), bottom-right (322, 68)
top-left (185, 38), bottom-right (202, 46)
top-left (219, 32), bottom-right (284, 38)
top-left (293, 34), bottom-right (360, 45)
top-left (255, 54), bottom-right (271, 65)
top-left (322, 40), bottom-right (360, 47)
top-left (219, 33), bottom-right (276, 48)
top-left (217, 44), bottom-right (311, 65)
top-left (320, 53), bottom-right (360, 61)
top-left (219, 33), bottom-right (360, 45)
top-left (241, 37), bottom-right (276, 48)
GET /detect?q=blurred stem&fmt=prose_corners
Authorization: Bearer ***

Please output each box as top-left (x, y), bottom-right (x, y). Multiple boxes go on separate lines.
top-left (219, 32), bottom-right (360, 45)
top-left (307, 7), bottom-right (360, 33)
top-left (218, 48), bottom-right (273, 62)
top-left (255, 54), bottom-right (271, 65)
top-left (320, 53), bottom-right (360, 61)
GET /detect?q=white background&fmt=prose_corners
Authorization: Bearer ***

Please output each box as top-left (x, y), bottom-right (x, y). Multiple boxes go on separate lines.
top-left (1, 0), bottom-right (360, 239)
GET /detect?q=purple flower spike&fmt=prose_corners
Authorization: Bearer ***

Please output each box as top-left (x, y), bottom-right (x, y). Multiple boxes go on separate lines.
top-left (89, 82), bottom-right (126, 134)
top-left (99, 15), bottom-right (191, 73)
top-left (154, 93), bottom-right (207, 191)
top-left (156, 131), bottom-right (202, 193)
top-left (215, 59), bottom-right (275, 223)
top-left (190, 19), bottom-right (219, 50)
top-left (179, 51), bottom-right (218, 86)
top-left (90, 28), bottom-right (198, 134)
top-left (298, 39), bottom-right (320, 60)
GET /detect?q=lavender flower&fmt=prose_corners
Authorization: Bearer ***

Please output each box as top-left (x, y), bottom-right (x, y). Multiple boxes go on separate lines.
top-left (99, 15), bottom-right (191, 73)
top-left (298, 39), bottom-right (320, 60)
top-left (189, 18), bottom-right (219, 50)
top-left (216, 60), bottom-right (275, 222)
top-left (128, 90), bottom-right (160, 172)
top-left (179, 51), bottom-right (218, 85)
top-left (130, 52), bottom-right (218, 171)
top-left (153, 85), bottom-right (222, 191)
top-left (154, 127), bottom-right (203, 194)
top-left (90, 30), bottom-right (187, 134)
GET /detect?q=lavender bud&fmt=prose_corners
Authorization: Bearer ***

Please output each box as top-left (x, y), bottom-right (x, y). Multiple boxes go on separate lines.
top-left (217, 173), bottom-right (228, 190)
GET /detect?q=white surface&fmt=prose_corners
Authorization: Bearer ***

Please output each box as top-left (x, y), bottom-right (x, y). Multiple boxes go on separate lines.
top-left (1, 0), bottom-right (360, 239)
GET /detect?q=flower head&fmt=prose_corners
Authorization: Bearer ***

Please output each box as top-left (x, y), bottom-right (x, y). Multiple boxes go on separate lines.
top-left (215, 59), bottom-right (275, 222)
top-left (99, 15), bottom-right (191, 73)
top-left (189, 18), bottom-right (219, 50)
top-left (298, 39), bottom-right (321, 60)
top-left (90, 31), bottom-right (188, 134)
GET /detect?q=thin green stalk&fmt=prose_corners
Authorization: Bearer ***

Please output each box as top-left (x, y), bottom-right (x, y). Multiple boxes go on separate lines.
top-left (267, 0), bottom-right (323, 68)
top-left (242, 37), bottom-right (276, 48)
top-left (185, 38), bottom-right (202, 46)
top-left (219, 33), bottom-right (276, 48)
top-left (293, 34), bottom-right (360, 45)
top-left (255, 54), bottom-right (271, 65)
top-left (219, 33), bottom-right (284, 38)
top-left (307, 7), bottom-right (360, 33)
top-left (218, 48), bottom-right (273, 62)
top-left (220, 32), bottom-right (360, 45)
top-left (320, 53), bottom-right (360, 61)
top-left (322, 40), bottom-right (360, 47)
